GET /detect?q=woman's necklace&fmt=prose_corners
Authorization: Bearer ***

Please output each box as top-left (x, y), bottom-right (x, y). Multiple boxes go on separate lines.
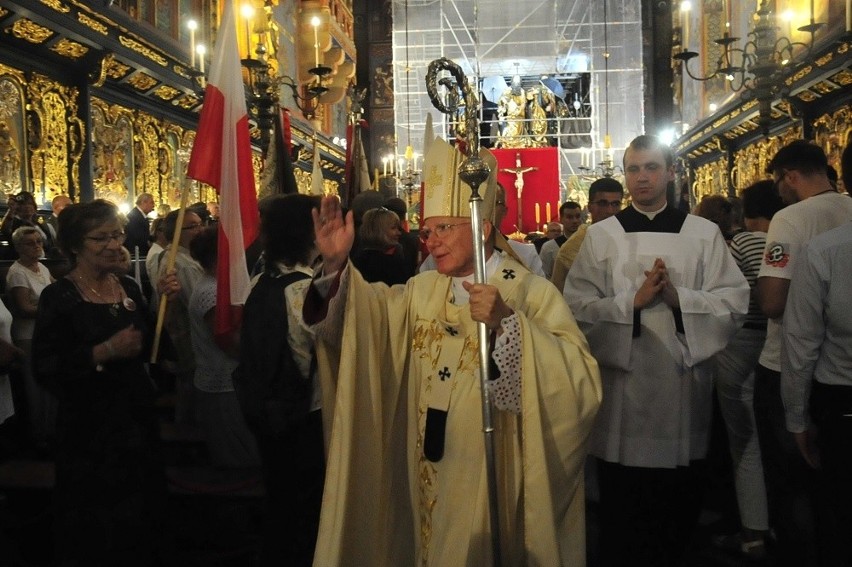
top-left (77, 273), bottom-right (121, 317)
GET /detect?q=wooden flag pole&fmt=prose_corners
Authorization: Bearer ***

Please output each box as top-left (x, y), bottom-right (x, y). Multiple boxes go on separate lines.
top-left (150, 185), bottom-right (192, 363)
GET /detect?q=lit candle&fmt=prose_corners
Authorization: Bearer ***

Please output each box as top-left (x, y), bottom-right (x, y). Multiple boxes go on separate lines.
top-left (546, 202), bottom-right (551, 221)
top-left (196, 44), bottom-right (206, 74)
top-left (241, 4), bottom-right (255, 54)
top-left (681, 1), bottom-right (691, 49)
top-left (383, 157), bottom-right (388, 177)
top-left (535, 203), bottom-right (541, 225)
top-left (398, 158), bottom-right (405, 175)
top-left (187, 19), bottom-right (198, 68)
top-left (311, 16), bottom-right (322, 67)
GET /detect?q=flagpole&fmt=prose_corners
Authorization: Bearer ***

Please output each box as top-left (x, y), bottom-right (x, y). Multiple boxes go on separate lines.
top-left (426, 57), bottom-right (500, 567)
top-left (150, 186), bottom-right (191, 363)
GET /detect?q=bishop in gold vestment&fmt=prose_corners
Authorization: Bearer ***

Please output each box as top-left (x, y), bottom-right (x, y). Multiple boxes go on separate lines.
top-left (305, 139), bottom-right (601, 566)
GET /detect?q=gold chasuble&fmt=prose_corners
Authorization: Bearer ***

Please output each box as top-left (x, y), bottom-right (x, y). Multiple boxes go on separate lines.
top-left (311, 254), bottom-right (601, 566)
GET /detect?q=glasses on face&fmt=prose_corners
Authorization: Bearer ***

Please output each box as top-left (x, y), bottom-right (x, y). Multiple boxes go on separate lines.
top-left (418, 222), bottom-right (471, 243)
top-left (84, 231), bottom-right (126, 246)
top-left (182, 222), bottom-right (203, 231)
top-left (592, 199), bottom-right (622, 208)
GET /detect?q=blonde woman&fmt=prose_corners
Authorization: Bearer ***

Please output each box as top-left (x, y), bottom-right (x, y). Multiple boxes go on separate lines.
top-left (351, 207), bottom-right (413, 285)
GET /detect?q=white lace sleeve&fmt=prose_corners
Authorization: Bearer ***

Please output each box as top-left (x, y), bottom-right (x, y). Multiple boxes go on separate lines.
top-left (489, 312), bottom-right (522, 414)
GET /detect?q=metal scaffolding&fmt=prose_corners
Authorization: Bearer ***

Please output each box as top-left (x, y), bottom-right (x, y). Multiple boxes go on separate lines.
top-left (391, 0), bottom-right (645, 195)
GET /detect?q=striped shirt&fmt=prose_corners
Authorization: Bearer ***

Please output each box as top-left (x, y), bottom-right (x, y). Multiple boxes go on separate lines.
top-left (730, 230), bottom-right (767, 328)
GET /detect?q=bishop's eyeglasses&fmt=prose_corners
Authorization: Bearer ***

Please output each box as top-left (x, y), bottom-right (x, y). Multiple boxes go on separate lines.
top-left (418, 222), bottom-right (471, 243)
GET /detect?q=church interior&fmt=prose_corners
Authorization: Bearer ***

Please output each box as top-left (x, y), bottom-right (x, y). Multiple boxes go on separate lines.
top-left (0, 0), bottom-right (849, 565)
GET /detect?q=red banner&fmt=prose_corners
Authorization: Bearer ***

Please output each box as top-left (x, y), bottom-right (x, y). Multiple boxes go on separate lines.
top-left (492, 147), bottom-right (560, 235)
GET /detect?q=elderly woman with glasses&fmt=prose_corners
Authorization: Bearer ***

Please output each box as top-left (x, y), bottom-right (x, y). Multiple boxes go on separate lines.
top-left (32, 199), bottom-right (178, 565)
top-left (7, 226), bottom-right (55, 449)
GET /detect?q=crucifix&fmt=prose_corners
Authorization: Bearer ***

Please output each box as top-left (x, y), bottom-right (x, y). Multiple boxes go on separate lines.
top-left (500, 152), bottom-right (538, 232)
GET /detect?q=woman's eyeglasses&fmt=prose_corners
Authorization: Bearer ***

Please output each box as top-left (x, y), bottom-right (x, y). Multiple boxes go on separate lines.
top-left (84, 231), bottom-right (126, 246)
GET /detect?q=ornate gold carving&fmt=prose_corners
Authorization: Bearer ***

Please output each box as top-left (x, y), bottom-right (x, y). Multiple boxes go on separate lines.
top-left (0, 78), bottom-right (25, 194)
top-left (785, 65), bottom-right (813, 86)
top-left (813, 107), bottom-right (852, 192)
top-left (832, 70), bottom-right (852, 86)
top-left (811, 81), bottom-right (837, 95)
top-left (50, 38), bottom-right (89, 59)
top-left (133, 111), bottom-right (162, 197)
top-left (90, 53), bottom-right (110, 87)
top-left (27, 73), bottom-right (83, 200)
top-left (730, 127), bottom-right (802, 192)
top-left (40, 0), bottom-right (70, 12)
top-left (78, 13), bottom-right (108, 35)
top-left (174, 94), bottom-right (200, 110)
top-left (153, 85), bottom-right (180, 101)
top-left (815, 52), bottom-right (833, 67)
top-left (0, 9), bottom-right (7, 18)
top-left (173, 65), bottom-right (191, 79)
top-left (91, 98), bottom-right (133, 202)
top-left (293, 168), bottom-right (311, 194)
top-left (692, 158), bottom-right (728, 202)
top-left (9, 20), bottom-right (55, 44)
top-left (796, 90), bottom-right (818, 102)
top-left (127, 73), bottom-right (158, 92)
top-left (118, 35), bottom-right (167, 66)
top-left (105, 57), bottom-right (131, 80)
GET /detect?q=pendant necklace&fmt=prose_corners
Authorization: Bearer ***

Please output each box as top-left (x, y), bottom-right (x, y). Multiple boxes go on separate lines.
top-left (78, 273), bottom-right (121, 317)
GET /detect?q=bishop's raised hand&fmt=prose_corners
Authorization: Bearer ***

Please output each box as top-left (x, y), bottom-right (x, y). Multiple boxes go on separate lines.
top-left (312, 195), bottom-right (354, 275)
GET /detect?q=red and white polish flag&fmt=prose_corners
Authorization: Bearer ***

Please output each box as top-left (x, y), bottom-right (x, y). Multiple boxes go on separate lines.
top-left (186, 0), bottom-right (258, 340)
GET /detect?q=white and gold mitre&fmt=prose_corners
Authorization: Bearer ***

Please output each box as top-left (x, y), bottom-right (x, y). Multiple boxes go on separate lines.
top-left (421, 137), bottom-right (498, 222)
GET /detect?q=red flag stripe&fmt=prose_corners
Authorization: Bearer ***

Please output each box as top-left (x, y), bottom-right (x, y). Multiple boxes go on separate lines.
top-left (186, 0), bottom-right (258, 339)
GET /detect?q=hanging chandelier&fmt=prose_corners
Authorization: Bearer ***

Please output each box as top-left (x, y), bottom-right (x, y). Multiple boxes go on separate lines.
top-left (673, 0), bottom-right (825, 134)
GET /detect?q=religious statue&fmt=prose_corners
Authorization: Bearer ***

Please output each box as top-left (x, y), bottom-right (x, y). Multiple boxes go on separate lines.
top-left (496, 75), bottom-right (527, 148)
top-left (0, 120), bottom-right (21, 192)
top-left (526, 86), bottom-right (550, 148)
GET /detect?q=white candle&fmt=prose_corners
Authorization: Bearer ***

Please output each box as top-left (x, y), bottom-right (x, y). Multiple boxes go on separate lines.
top-left (197, 44), bottom-right (206, 74)
top-left (383, 157), bottom-right (388, 177)
top-left (847, 0), bottom-right (851, 32)
top-left (535, 203), bottom-right (541, 225)
top-left (241, 4), bottom-right (255, 54)
top-left (681, 1), bottom-right (691, 49)
top-left (546, 202), bottom-right (551, 221)
top-left (187, 20), bottom-right (197, 67)
top-left (311, 16), bottom-right (321, 67)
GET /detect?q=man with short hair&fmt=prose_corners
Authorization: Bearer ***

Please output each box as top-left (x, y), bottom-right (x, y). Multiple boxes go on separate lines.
top-left (125, 192), bottom-right (155, 256)
top-left (304, 138), bottom-right (601, 566)
top-left (551, 178), bottom-right (623, 292)
top-left (753, 140), bottom-right (852, 566)
top-left (564, 134), bottom-right (749, 567)
top-left (44, 194), bottom-right (71, 241)
top-left (780, 143), bottom-right (852, 566)
top-left (539, 201), bottom-right (582, 276)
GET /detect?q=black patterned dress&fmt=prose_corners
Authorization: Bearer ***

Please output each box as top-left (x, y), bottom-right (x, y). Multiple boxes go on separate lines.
top-left (33, 276), bottom-right (166, 566)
